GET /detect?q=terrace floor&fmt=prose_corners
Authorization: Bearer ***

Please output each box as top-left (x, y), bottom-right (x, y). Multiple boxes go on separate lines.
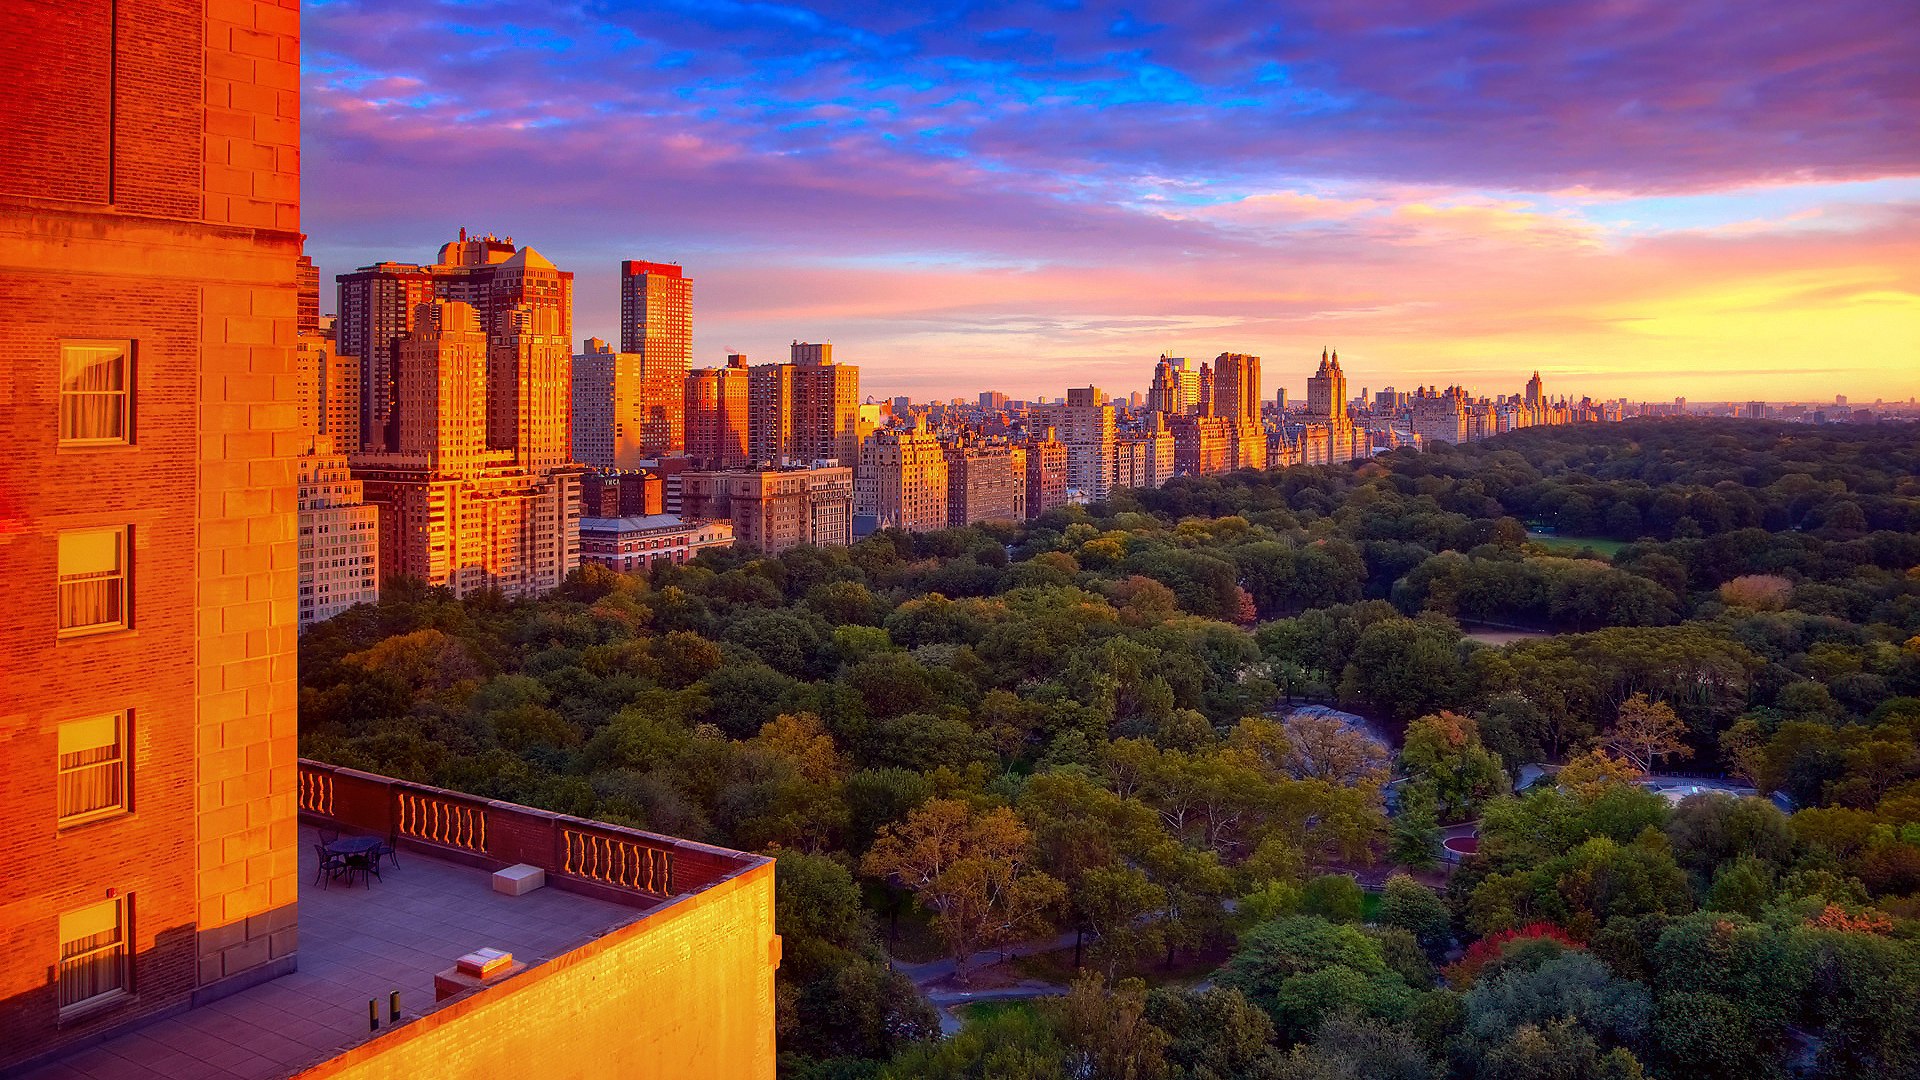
top-left (22, 827), bottom-right (644, 1080)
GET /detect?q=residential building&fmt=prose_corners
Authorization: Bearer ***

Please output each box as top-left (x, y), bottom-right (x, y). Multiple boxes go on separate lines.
top-left (945, 440), bottom-right (1027, 526)
top-left (337, 233), bottom-right (573, 452)
top-left (0, 0), bottom-right (304, 1065)
top-left (1304, 349), bottom-right (1361, 463)
top-left (351, 301), bottom-right (580, 598)
top-left (571, 337), bottom-right (646, 469)
top-left (1049, 387), bottom-right (1116, 501)
top-left (1411, 385), bottom-right (1471, 444)
top-left (578, 514), bottom-right (734, 573)
top-left (746, 342), bottom-right (860, 468)
top-left (1025, 429), bottom-right (1069, 519)
top-left (296, 333), bottom-right (362, 445)
top-left (581, 470), bottom-right (665, 518)
top-left (1172, 414), bottom-right (1234, 476)
top-left (858, 427), bottom-right (951, 532)
top-left (686, 353), bottom-right (751, 468)
top-left (298, 438), bottom-right (380, 630)
top-left (680, 467), bottom-right (855, 553)
top-left (619, 260), bottom-right (692, 455)
top-left (1113, 413), bottom-right (1175, 491)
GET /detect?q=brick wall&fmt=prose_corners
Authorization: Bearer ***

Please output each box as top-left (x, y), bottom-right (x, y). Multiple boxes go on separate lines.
top-left (0, 0), bottom-right (302, 1068)
top-left (294, 861), bottom-right (779, 1080)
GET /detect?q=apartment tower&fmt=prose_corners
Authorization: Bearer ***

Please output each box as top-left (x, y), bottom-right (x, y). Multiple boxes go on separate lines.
top-left (685, 353), bottom-right (751, 468)
top-left (619, 260), bottom-right (692, 456)
top-left (0, 0), bottom-right (304, 1066)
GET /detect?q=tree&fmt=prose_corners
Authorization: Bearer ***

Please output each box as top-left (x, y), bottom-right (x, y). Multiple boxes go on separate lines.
top-left (1280, 712), bottom-right (1391, 787)
top-left (1464, 951), bottom-right (1652, 1052)
top-left (1301, 874), bottom-right (1364, 923)
top-left (1380, 874), bottom-right (1451, 958)
top-left (1401, 711), bottom-right (1510, 820)
top-left (1599, 693), bottom-right (1692, 774)
top-left (861, 799), bottom-right (1065, 980)
top-left (1389, 785), bottom-right (1441, 870)
top-left (1048, 973), bottom-right (1172, 1080)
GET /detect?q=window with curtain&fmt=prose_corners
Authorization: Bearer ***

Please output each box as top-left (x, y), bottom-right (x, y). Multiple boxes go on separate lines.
top-left (57, 527), bottom-right (129, 634)
top-left (58, 898), bottom-right (128, 1015)
top-left (59, 341), bottom-right (132, 444)
top-left (58, 712), bottom-right (127, 824)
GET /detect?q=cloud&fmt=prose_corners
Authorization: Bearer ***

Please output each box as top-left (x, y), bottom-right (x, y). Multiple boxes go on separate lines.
top-left (299, 0), bottom-right (1920, 402)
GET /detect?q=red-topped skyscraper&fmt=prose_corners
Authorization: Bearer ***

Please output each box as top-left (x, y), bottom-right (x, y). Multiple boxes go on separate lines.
top-left (620, 260), bottom-right (693, 455)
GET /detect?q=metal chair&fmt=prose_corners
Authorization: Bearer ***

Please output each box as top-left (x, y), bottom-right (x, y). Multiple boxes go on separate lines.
top-left (314, 843), bottom-right (347, 888)
top-left (346, 850), bottom-right (382, 888)
top-left (375, 830), bottom-right (400, 869)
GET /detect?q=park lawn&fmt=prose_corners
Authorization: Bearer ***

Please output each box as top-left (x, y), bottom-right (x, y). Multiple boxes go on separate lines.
top-left (1527, 532), bottom-right (1627, 559)
top-left (958, 1000), bottom-right (1041, 1025)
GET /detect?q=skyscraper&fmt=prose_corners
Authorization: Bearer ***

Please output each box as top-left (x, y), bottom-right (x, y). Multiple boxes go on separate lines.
top-left (1211, 352), bottom-right (1261, 424)
top-left (746, 343), bottom-right (860, 467)
top-left (620, 260), bottom-right (692, 456)
top-left (1304, 348), bottom-right (1360, 462)
top-left (336, 232), bottom-right (573, 451)
top-left (686, 354), bottom-right (752, 468)
top-left (353, 301), bottom-right (580, 597)
top-left (0, 1), bottom-right (302, 1060)
top-left (1048, 387), bottom-right (1117, 500)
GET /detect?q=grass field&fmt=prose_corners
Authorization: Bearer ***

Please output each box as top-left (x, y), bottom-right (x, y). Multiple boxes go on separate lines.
top-left (1526, 531), bottom-right (1627, 558)
top-left (957, 1000), bottom-right (1041, 1025)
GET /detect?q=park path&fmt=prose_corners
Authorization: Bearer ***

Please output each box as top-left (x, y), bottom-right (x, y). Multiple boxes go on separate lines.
top-left (893, 930), bottom-right (1083, 1036)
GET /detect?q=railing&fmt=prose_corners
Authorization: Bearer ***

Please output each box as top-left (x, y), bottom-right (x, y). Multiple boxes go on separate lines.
top-left (396, 788), bottom-right (488, 853)
top-left (296, 760), bottom-right (755, 906)
top-left (564, 826), bottom-right (674, 898)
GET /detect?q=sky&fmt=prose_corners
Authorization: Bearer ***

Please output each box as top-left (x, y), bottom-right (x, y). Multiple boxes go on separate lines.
top-left (302, 0), bottom-right (1920, 404)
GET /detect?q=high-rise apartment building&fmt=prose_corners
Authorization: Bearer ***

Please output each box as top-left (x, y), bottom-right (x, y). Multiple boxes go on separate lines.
top-left (297, 437), bottom-right (381, 630)
top-left (680, 467), bottom-right (855, 553)
top-left (746, 343), bottom-right (860, 467)
top-left (1147, 355), bottom-right (1201, 415)
top-left (686, 354), bottom-right (751, 468)
top-left (1048, 387), bottom-right (1116, 501)
top-left (0, 1), bottom-right (304, 1063)
top-left (1113, 413), bottom-right (1176, 491)
top-left (1210, 352), bottom-right (1261, 425)
top-left (296, 333), bottom-right (362, 445)
top-left (1410, 384), bottom-right (1471, 444)
top-left (352, 301), bottom-right (580, 597)
top-left (1025, 429), bottom-right (1069, 519)
top-left (1304, 349), bottom-right (1361, 463)
top-left (619, 261), bottom-right (691, 455)
top-left (858, 427), bottom-right (951, 532)
top-left (296, 252), bottom-right (321, 334)
top-left (571, 337), bottom-right (646, 468)
top-left (944, 440), bottom-right (1027, 526)
top-left (337, 234), bottom-right (573, 451)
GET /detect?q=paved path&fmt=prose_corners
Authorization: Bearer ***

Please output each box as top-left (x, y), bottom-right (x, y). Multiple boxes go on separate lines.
top-left (892, 930), bottom-right (1083, 987)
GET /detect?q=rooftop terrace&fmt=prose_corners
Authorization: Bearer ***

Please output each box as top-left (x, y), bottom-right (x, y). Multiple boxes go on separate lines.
top-left (22, 763), bottom-right (767, 1080)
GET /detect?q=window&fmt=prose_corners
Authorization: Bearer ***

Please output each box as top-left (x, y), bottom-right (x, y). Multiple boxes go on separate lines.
top-left (58, 713), bottom-right (128, 825)
top-left (59, 342), bottom-right (132, 445)
top-left (57, 527), bottom-right (129, 635)
top-left (58, 898), bottom-right (128, 1016)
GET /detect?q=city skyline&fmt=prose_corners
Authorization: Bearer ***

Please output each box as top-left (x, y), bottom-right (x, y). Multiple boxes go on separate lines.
top-left (302, 1), bottom-right (1918, 403)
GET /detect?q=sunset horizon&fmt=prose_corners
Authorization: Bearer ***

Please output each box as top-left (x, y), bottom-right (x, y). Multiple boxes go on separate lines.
top-left (303, 0), bottom-right (1918, 402)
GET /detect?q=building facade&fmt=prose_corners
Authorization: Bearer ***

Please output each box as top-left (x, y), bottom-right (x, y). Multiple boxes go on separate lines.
top-left (297, 438), bottom-right (381, 630)
top-left (944, 441), bottom-right (1027, 526)
top-left (857, 428), bottom-right (950, 533)
top-left (571, 337), bottom-right (646, 469)
top-left (685, 354), bottom-right (751, 468)
top-left (1025, 431), bottom-right (1069, 519)
top-left (0, 0), bottom-right (303, 1065)
top-left (680, 467), bottom-right (855, 553)
top-left (579, 515), bottom-right (735, 573)
top-left (619, 260), bottom-right (691, 456)
top-left (1050, 387), bottom-right (1116, 501)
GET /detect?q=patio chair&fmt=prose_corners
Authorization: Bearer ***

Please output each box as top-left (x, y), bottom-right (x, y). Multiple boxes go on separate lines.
top-left (375, 829), bottom-right (400, 869)
top-left (314, 843), bottom-right (347, 888)
top-left (346, 850), bottom-right (382, 888)
top-left (318, 827), bottom-right (341, 846)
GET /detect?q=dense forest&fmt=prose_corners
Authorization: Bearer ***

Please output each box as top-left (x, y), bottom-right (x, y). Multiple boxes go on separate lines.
top-left (300, 419), bottom-right (1920, 1079)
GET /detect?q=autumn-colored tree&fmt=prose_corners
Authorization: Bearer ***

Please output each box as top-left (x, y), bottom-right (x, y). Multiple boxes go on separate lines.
top-left (1557, 749), bottom-right (1645, 797)
top-left (1280, 711), bottom-right (1391, 787)
top-left (1049, 972), bottom-right (1172, 1080)
top-left (861, 799), bottom-right (1064, 980)
top-left (1809, 903), bottom-right (1895, 934)
top-left (749, 712), bottom-right (846, 784)
top-left (1718, 574), bottom-right (1793, 611)
top-left (1600, 693), bottom-right (1693, 773)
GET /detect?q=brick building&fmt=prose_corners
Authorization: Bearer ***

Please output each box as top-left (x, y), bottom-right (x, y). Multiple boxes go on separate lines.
top-left (0, 0), bottom-right (305, 1065)
top-left (685, 353), bottom-right (750, 469)
top-left (746, 343), bottom-right (860, 468)
top-left (944, 440), bottom-right (1027, 526)
top-left (680, 466), bottom-right (855, 553)
top-left (297, 437), bottom-right (380, 630)
top-left (578, 514), bottom-right (735, 573)
top-left (857, 427), bottom-right (950, 533)
top-left (1024, 429), bottom-right (1068, 519)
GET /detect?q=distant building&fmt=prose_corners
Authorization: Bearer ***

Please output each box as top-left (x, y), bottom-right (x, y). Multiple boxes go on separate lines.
top-left (571, 337), bottom-right (645, 468)
top-left (295, 333), bottom-right (362, 446)
top-left (619, 260), bottom-right (692, 455)
top-left (297, 438), bottom-right (380, 630)
top-left (858, 427), bottom-right (950, 532)
top-left (685, 353), bottom-right (751, 468)
top-left (1114, 412), bottom-right (1176, 490)
top-left (581, 470), bottom-right (665, 518)
top-left (680, 466), bottom-right (855, 553)
top-left (1410, 384), bottom-right (1470, 444)
top-left (1172, 413), bottom-right (1234, 476)
top-left (945, 440), bottom-right (1027, 526)
top-left (579, 514), bottom-right (734, 573)
top-left (1304, 349), bottom-right (1361, 462)
top-left (1025, 428), bottom-right (1069, 518)
top-left (747, 343), bottom-right (860, 467)
top-left (352, 301), bottom-right (579, 598)
top-left (1048, 387), bottom-right (1116, 500)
